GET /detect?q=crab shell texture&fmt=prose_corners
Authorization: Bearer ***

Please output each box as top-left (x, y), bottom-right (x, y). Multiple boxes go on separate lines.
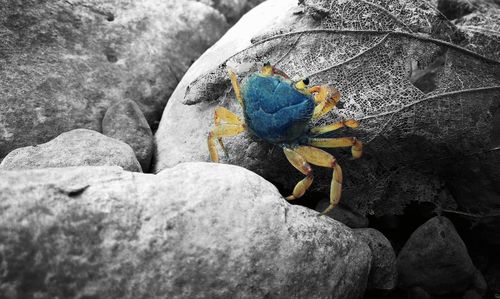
top-left (241, 73), bottom-right (315, 144)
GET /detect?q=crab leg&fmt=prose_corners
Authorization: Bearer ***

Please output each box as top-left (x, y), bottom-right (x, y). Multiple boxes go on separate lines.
top-left (310, 120), bottom-right (359, 135)
top-left (283, 148), bottom-right (314, 200)
top-left (292, 146), bottom-right (343, 215)
top-left (308, 137), bottom-right (363, 159)
top-left (228, 68), bottom-right (244, 107)
top-left (208, 107), bottom-right (245, 162)
top-left (214, 107), bottom-right (243, 156)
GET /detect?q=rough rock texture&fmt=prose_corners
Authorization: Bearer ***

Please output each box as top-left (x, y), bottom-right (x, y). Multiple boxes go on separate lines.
top-left (353, 228), bottom-right (397, 290)
top-left (462, 289), bottom-right (483, 299)
top-left (154, 0), bottom-right (500, 217)
top-left (435, 0), bottom-right (500, 20)
top-left (0, 162), bottom-right (372, 299)
top-left (0, 0), bottom-right (229, 159)
top-left (316, 201), bottom-right (369, 228)
top-left (471, 268), bottom-right (487, 296)
top-left (397, 216), bottom-right (476, 295)
top-left (0, 129), bottom-right (141, 172)
top-left (484, 255), bottom-right (500, 294)
top-left (408, 287), bottom-right (432, 299)
top-left (437, 0), bottom-right (475, 20)
top-left (200, 0), bottom-right (265, 24)
top-left (102, 99), bottom-right (153, 172)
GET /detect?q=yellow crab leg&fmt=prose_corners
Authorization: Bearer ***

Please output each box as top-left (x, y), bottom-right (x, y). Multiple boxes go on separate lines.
top-left (208, 123), bottom-right (245, 162)
top-left (214, 107), bottom-right (243, 156)
top-left (215, 106), bottom-right (242, 125)
top-left (308, 137), bottom-right (363, 159)
top-left (310, 120), bottom-right (359, 135)
top-left (283, 148), bottom-right (314, 201)
top-left (293, 146), bottom-right (343, 215)
top-left (228, 68), bottom-right (244, 107)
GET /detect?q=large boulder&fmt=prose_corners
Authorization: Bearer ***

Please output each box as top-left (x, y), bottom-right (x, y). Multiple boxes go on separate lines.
top-left (0, 162), bottom-right (372, 299)
top-left (0, 129), bottom-right (142, 172)
top-left (397, 216), bottom-right (476, 295)
top-left (154, 0), bottom-right (500, 217)
top-left (0, 0), bottom-right (229, 159)
top-left (353, 228), bottom-right (397, 290)
top-left (102, 99), bottom-right (154, 172)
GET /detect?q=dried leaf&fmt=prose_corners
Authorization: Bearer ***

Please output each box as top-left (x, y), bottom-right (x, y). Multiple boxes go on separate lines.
top-left (184, 0), bottom-right (500, 215)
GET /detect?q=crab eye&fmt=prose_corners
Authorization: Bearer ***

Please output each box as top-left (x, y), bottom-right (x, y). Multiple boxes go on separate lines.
top-left (261, 62), bottom-right (273, 76)
top-left (294, 78), bottom-right (309, 90)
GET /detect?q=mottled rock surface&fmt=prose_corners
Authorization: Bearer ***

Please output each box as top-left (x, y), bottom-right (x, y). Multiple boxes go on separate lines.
top-left (0, 162), bottom-right (372, 299)
top-left (353, 228), bottom-right (397, 290)
top-left (0, 129), bottom-right (141, 172)
top-left (102, 99), bottom-right (153, 172)
top-left (317, 201), bottom-right (369, 228)
top-left (201, 0), bottom-right (265, 24)
top-left (397, 216), bottom-right (476, 295)
top-left (0, 0), bottom-right (229, 159)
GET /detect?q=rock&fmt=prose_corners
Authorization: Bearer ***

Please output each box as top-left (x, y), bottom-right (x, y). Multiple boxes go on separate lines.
top-left (484, 256), bottom-right (500, 295)
top-left (437, 0), bottom-right (475, 19)
top-left (463, 289), bottom-right (484, 299)
top-left (316, 201), bottom-right (369, 228)
top-left (0, 162), bottom-right (372, 299)
top-left (472, 268), bottom-right (488, 296)
top-left (397, 216), bottom-right (476, 295)
top-left (453, 7), bottom-right (500, 65)
top-left (201, 0), bottom-right (266, 24)
top-left (408, 287), bottom-right (431, 299)
top-left (0, 129), bottom-right (141, 172)
top-left (154, 0), bottom-right (500, 218)
top-left (443, 153), bottom-right (500, 247)
top-left (0, 0), bottom-right (229, 159)
top-left (353, 228), bottom-right (397, 290)
top-left (102, 99), bottom-right (153, 172)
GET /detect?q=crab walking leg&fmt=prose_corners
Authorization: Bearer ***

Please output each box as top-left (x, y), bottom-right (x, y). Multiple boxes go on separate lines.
top-left (310, 120), bottom-right (359, 135)
top-left (214, 106), bottom-right (242, 125)
top-left (214, 107), bottom-right (244, 155)
top-left (228, 68), bottom-right (244, 107)
top-left (308, 137), bottom-right (363, 159)
top-left (283, 148), bottom-right (314, 201)
top-left (293, 146), bottom-right (343, 215)
top-left (208, 124), bottom-right (246, 162)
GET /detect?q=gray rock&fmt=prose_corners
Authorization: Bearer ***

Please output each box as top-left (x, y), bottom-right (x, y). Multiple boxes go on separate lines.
top-left (397, 216), bottom-right (476, 295)
top-left (102, 99), bottom-right (153, 172)
top-left (463, 289), bottom-right (484, 299)
top-left (353, 228), bottom-right (397, 290)
top-left (409, 287), bottom-right (431, 299)
top-left (437, 0), bottom-right (475, 19)
top-left (0, 0), bottom-right (229, 159)
top-left (472, 268), bottom-right (487, 296)
top-left (205, 0), bottom-right (267, 24)
top-left (0, 129), bottom-right (141, 172)
top-left (0, 162), bottom-right (372, 299)
top-left (316, 201), bottom-right (369, 228)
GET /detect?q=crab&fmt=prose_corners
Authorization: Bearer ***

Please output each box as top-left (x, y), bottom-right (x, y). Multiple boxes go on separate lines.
top-left (207, 63), bottom-right (362, 215)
